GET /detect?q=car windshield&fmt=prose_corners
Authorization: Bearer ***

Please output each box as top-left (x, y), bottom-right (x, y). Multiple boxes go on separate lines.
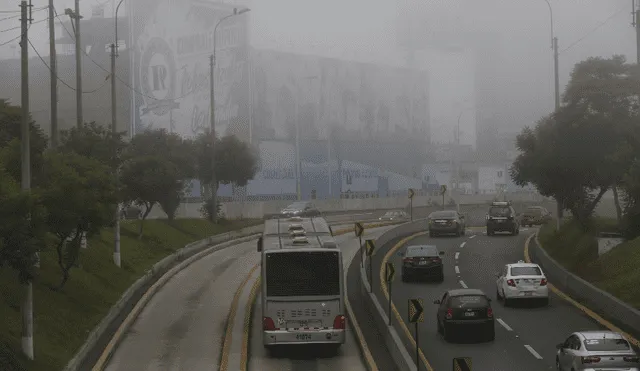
top-left (489, 207), bottom-right (511, 217)
top-left (384, 212), bottom-right (398, 217)
top-left (406, 246), bottom-right (439, 257)
top-left (431, 211), bottom-right (456, 218)
top-left (583, 338), bottom-right (631, 351)
top-left (450, 295), bottom-right (489, 308)
top-left (286, 202), bottom-right (306, 209)
top-left (510, 266), bottom-right (542, 276)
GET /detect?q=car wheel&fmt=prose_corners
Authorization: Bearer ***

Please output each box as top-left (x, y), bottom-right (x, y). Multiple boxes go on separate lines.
top-left (503, 291), bottom-right (510, 307)
top-left (443, 323), bottom-right (453, 342)
top-left (496, 288), bottom-right (502, 301)
top-left (437, 320), bottom-right (443, 334)
top-left (487, 229), bottom-right (493, 236)
top-left (485, 325), bottom-right (495, 342)
top-left (437, 272), bottom-right (444, 282)
top-left (402, 273), bottom-right (408, 282)
top-left (429, 231), bottom-right (436, 238)
top-left (542, 297), bottom-right (549, 306)
top-left (555, 357), bottom-right (562, 370)
top-left (515, 227), bottom-right (520, 235)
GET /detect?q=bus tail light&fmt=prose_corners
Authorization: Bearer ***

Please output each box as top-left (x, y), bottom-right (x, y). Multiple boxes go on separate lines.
top-left (333, 315), bottom-right (346, 329)
top-left (263, 317), bottom-right (277, 331)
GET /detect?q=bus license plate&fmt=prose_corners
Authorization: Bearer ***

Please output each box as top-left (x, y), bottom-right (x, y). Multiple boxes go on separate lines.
top-left (296, 334), bottom-right (312, 341)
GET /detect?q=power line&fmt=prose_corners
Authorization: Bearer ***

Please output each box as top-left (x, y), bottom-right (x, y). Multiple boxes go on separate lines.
top-left (0, 14), bottom-right (21, 22)
top-left (27, 37), bottom-right (109, 94)
top-left (52, 5), bottom-right (212, 103)
top-left (0, 15), bottom-right (47, 33)
top-left (560, 7), bottom-right (627, 54)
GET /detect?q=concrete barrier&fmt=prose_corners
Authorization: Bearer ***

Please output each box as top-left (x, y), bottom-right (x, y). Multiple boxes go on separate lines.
top-left (145, 192), bottom-right (550, 219)
top-left (357, 219), bottom-right (428, 371)
top-left (529, 233), bottom-right (640, 343)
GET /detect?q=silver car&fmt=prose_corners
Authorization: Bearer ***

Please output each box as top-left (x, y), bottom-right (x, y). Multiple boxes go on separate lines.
top-left (556, 331), bottom-right (640, 370)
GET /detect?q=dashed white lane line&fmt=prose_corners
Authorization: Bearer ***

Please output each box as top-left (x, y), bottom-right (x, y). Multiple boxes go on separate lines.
top-left (459, 280), bottom-right (468, 288)
top-left (454, 266), bottom-right (460, 274)
top-left (469, 235), bottom-right (476, 239)
top-left (460, 242), bottom-right (466, 248)
top-left (454, 252), bottom-right (460, 260)
top-left (524, 345), bottom-right (543, 360)
top-left (496, 318), bottom-right (513, 331)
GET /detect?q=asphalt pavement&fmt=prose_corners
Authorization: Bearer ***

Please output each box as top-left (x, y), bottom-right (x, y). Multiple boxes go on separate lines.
top-left (370, 227), bottom-right (612, 371)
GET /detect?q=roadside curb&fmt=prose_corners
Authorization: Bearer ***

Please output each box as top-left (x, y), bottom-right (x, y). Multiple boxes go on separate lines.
top-left (525, 232), bottom-right (640, 348)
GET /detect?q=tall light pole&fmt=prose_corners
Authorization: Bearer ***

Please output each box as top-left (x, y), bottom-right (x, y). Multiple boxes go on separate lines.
top-left (210, 7), bottom-right (250, 222)
top-left (292, 75), bottom-right (318, 201)
top-left (111, 0), bottom-right (125, 268)
top-left (542, 0), bottom-right (562, 228)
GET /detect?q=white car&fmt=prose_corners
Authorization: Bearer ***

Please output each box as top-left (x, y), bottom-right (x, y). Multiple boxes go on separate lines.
top-left (495, 261), bottom-right (549, 306)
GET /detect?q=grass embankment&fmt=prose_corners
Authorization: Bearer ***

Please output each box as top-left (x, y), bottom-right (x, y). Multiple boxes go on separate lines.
top-left (0, 218), bottom-right (260, 371)
top-left (539, 217), bottom-right (640, 309)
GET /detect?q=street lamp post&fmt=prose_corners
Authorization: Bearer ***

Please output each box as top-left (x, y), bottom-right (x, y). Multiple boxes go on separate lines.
top-left (210, 7), bottom-right (250, 222)
top-left (111, 0), bottom-right (125, 268)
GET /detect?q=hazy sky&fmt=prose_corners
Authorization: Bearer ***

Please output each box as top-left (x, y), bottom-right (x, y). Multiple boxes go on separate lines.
top-left (0, 0), bottom-right (637, 135)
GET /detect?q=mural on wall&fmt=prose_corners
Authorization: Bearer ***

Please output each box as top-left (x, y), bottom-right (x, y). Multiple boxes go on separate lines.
top-left (129, 0), bottom-right (249, 139)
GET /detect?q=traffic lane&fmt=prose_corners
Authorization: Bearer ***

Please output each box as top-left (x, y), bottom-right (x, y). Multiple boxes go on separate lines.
top-left (104, 239), bottom-right (259, 371)
top-left (458, 232), bottom-right (606, 365)
top-left (386, 233), bottom-right (543, 371)
top-left (248, 229), bottom-right (398, 371)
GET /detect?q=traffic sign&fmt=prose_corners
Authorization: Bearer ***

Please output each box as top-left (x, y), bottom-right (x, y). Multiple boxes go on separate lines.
top-left (385, 262), bottom-right (395, 282)
top-left (354, 222), bottom-right (364, 237)
top-left (452, 357), bottom-right (472, 371)
top-left (408, 298), bottom-right (424, 323)
top-left (408, 188), bottom-right (415, 199)
top-left (365, 239), bottom-right (375, 256)
top-left (440, 185), bottom-right (447, 195)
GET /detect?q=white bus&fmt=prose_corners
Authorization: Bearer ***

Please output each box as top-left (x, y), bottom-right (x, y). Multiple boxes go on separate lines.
top-left (256, 216), bottom-right (346, 351)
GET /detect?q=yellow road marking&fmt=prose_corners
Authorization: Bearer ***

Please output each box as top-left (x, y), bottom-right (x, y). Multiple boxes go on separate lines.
top-left (379, 231), bottom-right (435, 371)
top-left (240, 275), bottom-right (261, 371)
top-left (346, 286), bottom-right (380, 371)
top-left (524, 233), bottom-right (640, 349)
top-left (220, 263), bottom-right (260, 371)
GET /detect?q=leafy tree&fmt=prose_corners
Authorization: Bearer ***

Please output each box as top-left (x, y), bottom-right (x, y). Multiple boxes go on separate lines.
top-left (0, 165), bottom-right (48, 284)
top-left (39, 151), bottom-right (116, 289)
top-left (59, 122), bottom-right (128, 170)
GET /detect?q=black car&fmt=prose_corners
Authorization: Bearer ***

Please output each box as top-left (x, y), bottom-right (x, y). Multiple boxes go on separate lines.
top-left (279, 202), bottom-right (321, 217)
top-left (434, 288), bottom-right (495, 342)
top-left (486, 201), bottom-right (519, 236)
top-left (400, 245), bottom-right (445, 282)
top-left (427, 210), bottom-right (466, 237)
top-left (520, 206), bottom-right (552, 227)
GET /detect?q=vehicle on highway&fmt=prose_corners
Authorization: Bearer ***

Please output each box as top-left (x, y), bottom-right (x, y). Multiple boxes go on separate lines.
top-left (495, 260), bottom-right (549, 306)
top-left (279, 201), bottom-right (322, 217)
top-left (486, 201), bottom-right (520, 236)
top-left (521, 205), bottom-right (552, 227)
top-left (399, 245), bottom-right (445, 282)
top-left (433, 288), bottom-right (495, 342)
top-left (378, 210), bottom-right (409, 221)
top-left (555, 331), bottom-right (640, 370)
top-left (256, 216), bottom-right (345, 352)
top-left (427, 210), bottom-right (466, 237)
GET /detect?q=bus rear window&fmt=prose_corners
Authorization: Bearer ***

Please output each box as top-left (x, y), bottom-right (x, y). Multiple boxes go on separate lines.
top-left (265, 251), bottom-right (340, 297)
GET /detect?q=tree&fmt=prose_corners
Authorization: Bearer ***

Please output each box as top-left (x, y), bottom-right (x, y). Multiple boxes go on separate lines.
top-left (59, 122), bottom-right (128, 171)
top-left (39, 151), bottom-right (116, 289)
top-left (511, 55), bottom-right (640, 227)
top-left (120, 156), bottom-right (186, 234)
top-left (0, 165), bottom-right (48, 284)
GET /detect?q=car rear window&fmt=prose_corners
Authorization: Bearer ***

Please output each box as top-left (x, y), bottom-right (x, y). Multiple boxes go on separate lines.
top-left (406, 246), bottom-right (439, 257)
top-left (489, 207), bottom-right (511, 216)
top-left (510, 266), bottom-right (542, 276)
top-left (583, 338), bottom-right (630, 351)
top-left (431, 211), bottom-right (456, 218)
top-left (450, 295), bottom-right (489, 308)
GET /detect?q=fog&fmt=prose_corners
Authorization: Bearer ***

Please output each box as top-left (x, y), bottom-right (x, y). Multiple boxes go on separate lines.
top-left (0, 0), bottom-right (637, 144)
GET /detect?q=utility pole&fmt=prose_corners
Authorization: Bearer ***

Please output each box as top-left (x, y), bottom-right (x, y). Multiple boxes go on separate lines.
top-left (20, 0), bottom-right (34, 360)
top-left (48, 0), bottom-right (58, 148)
top-left (553, 36), bottom-right (561, 229)
top-left (633, 1), bottom-right (640, 63)
top-left (295, 98), bottom-right (301, 201)
top-left (110, 42), bottom-right (121, 267)
top-left (209, 54), bottom-right (218, 223)
top-left (66, 0), bottom-right (83, 127)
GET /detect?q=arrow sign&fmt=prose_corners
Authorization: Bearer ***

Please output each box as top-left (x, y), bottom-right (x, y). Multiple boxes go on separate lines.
top-left (408, 298), bottom-right (424, 323)
top-left (385, 262), bottom-right (395, 282)
top-left (354, 222), bottom-right (364, 237)
top-left (452, 357), bottom-right (472, 371)
top-left (408, 188), bottom-right (415, 199)
top-left (365, 239), bottom-right (375, 256)
top-left (440, 185), bottom-right (447, 195)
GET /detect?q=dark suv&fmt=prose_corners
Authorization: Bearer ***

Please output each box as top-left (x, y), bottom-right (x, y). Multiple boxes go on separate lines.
top-left (486, 201), bottom-right (519, 236)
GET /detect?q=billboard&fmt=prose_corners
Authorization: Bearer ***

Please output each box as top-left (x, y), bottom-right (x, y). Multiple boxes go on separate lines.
top-left (128, 0), bottom-right (249, 139)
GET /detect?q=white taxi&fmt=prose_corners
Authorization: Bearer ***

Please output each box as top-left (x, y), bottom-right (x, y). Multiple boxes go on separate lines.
top-left (495, 261), bottom-right (549, 306)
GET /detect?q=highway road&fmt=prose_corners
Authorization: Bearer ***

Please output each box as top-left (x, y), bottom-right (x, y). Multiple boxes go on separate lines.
top-left (247, 225), bottom-right (399, 371)
top-left (370, 226), bottom-right (616, 371)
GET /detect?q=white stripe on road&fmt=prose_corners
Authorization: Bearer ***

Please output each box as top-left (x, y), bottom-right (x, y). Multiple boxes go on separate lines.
top-left (460, 242), bottom-right (466, 248)
top-left (459, 280), bottom-right (468, 288)
top-left (496, 318), bottom-right (513, 331)
top-left (454, 252), bottom-right (460, 260)
top-left (469, 235), bottom-right (476, 239)
top-left (454, 266), bottom-right (460, 274)
top-left (524, 345), bottom-right (543, 359)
